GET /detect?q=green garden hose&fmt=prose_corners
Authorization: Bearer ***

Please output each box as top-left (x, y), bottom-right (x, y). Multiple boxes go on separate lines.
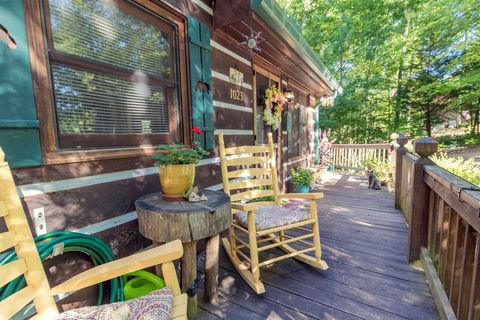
top-left (0, 231), bottom-right (124, 304)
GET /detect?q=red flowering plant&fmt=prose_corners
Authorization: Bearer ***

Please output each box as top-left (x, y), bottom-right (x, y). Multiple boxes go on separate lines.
top-left (262, 85), bottom-right (287, 130)
top-left (192, 126), bottom-right (202, 135)
top-left (152, 127), bottom-right (208, 166)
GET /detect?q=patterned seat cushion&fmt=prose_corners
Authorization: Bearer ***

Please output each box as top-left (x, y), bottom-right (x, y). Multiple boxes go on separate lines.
top-left (57, 288), bottom-right (173, 320)
top-left (236, 205), bottom-right (310, 231)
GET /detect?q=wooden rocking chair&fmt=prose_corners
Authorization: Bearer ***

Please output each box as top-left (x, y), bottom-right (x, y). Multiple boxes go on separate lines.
top-left (218, 133), bottom-right (328, 294)
top-left (0, 147), bottom-right (187, 320)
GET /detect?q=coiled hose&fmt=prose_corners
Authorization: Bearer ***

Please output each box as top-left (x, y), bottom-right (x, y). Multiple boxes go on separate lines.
top-left (0, 231), bottom-right (124, 304)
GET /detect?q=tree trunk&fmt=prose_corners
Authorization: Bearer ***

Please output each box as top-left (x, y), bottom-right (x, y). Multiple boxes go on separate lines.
top-left (475, 109), bottom-right (479, 134)
top-left (425, 106), bottom-right (432, 137)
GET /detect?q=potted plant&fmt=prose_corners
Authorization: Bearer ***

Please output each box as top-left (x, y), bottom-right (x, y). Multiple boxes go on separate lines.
top-left (152, 127), bottom-right (208, 201)
top-left (290, 167), bottom-right (314, 193)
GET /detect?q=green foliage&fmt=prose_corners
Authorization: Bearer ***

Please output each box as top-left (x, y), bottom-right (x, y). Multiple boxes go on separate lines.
top-left (152, 144), bottom-right (208, 166)
top-left (437, 133), bottom-right (480, 149)
top-left (361, 159), bottom-right (391, 183)
top-left (279, 0), bottom-right (480, 142)
top-left (432, 153), bottom-right (480, 186)
top-left (290, 168), bottom-right (314, 186)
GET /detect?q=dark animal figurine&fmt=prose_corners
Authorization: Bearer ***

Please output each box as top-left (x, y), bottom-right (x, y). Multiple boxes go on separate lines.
top-left (367, 170), bottom-right (381, 190)
top-left (195, 81), bottom-right (210, 94)
top-left (0, 24), bottom-right (17, 49)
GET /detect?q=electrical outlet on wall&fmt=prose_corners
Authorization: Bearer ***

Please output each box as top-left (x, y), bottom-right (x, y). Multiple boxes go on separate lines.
top-left (33, 207), bottom-right (47, 236)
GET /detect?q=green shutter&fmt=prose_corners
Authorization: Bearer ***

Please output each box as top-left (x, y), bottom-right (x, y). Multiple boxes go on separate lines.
top-left (187, 17), bottom-right (215, 149)
top-left (0, 1), bottom-right (42, 168)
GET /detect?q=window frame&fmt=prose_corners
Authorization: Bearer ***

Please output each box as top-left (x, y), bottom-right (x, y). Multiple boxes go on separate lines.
top-left (25, 0), bottom-right (191, 164)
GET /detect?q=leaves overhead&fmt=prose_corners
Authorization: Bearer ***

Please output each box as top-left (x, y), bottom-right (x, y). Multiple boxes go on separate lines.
top-left (278, 0), bottom-right (480, 142)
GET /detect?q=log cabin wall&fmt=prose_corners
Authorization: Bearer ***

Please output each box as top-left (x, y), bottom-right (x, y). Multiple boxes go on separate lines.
top-left (2, 0), bottom-right (338, 261)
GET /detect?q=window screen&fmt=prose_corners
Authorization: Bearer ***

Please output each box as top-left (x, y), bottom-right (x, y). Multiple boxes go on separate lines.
top-left (45, 0), bottom-right (181, 148)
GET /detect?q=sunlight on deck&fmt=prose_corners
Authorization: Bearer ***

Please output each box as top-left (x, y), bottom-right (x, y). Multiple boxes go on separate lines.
top-left (197, 172), bottom-right (438, 319)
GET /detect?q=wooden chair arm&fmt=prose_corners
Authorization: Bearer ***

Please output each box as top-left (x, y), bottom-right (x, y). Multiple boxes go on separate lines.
top-left (277, 192), bottom-right (324, 200)
top-left (50, 240), bottom-right (183, 296)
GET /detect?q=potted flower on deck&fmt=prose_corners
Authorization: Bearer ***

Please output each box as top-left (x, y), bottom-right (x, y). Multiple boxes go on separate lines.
top-left (290, 167), bottom-right (314, 193)
top-left (152, 127), bottom-right (208, 201)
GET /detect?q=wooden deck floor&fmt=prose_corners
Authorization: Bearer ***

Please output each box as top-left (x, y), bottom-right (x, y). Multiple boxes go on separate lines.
top-left (196, 172), bottom-right (438, 320)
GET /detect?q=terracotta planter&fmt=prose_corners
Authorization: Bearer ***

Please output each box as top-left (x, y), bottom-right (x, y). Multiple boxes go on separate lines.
top-left (159, 163), bottom-right (195, 201)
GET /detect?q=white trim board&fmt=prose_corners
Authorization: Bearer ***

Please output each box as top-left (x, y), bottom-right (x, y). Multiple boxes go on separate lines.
top-left (214, 129), bottom-right (254, 136)
top-left (73, 211), bottom-right (138, 235)
top-left (212, 71), bottom-right (253, 90)
top-left (17, 158), bottom-right (220, 197)
top-left (282, 154), bottom-right (315, 168)
top-left (211, 40), bottom-right (251, 66)
top-left (214, 100), bottom-right (253, 113)
top-left (192, 0), bottom-right (213, 15)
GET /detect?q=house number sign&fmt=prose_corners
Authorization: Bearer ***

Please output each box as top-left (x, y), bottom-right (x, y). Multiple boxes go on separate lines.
top-left (229, 88), bottom-right (244, 101)
top-left (229, 68), bottom-right (244, 101)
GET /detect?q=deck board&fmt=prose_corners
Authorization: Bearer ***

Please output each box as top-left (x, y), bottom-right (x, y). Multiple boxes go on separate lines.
top-left (197, 173), bottom-right (438, 319)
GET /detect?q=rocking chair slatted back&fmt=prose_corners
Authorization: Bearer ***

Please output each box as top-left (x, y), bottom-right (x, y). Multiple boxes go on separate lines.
top-left (218, 133), bottom-right (280, 204)
top-left (0, 148), bottom-right (58, 319)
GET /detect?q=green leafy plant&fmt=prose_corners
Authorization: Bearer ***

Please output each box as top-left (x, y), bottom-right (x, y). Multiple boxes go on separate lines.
top-left (152, 144), bottom-right (208, 167)
top-left (361, 159), bottom-right (392, 185)
top-left (290, 168), bottom-right (314, 186)
top-left (432, 153), bottom-right (480, 186)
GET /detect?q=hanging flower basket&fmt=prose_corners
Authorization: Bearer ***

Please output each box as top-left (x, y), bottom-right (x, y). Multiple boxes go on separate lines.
top-left (262, 85), bottom-right (287, 130)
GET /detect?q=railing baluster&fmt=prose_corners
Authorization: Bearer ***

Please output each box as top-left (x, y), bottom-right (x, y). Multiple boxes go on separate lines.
top-left (468, 234), bottom-right (480, 320)
top-left (444, 209), bottom-right (457, 295)
top-left (451, 220), bottom-right (467, 308)
top-left (435, 199), bottom-right (446, 267)
top-left (428, 189), bottom-right (438, 257)
top-left (439, 205), bottom-right (452, 283)
top-left (457, 224), bottom-right (474, 318)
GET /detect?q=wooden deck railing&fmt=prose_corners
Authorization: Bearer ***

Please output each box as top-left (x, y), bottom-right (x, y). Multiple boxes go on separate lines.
top-left (330, 143), bottom-right (390, 171)
top-left (394, 135), bottom-right (480, 320)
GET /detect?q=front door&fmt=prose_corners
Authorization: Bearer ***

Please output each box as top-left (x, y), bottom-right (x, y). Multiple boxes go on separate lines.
top-left (253, 65), bottom-right (280, 145)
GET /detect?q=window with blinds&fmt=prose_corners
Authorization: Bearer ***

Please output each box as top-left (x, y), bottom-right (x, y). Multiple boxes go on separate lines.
top-left (44, 0), bottom-right (181, 148)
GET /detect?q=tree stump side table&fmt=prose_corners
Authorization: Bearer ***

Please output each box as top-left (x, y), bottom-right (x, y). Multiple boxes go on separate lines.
top-left (135, 190), bottom-right (231, 319)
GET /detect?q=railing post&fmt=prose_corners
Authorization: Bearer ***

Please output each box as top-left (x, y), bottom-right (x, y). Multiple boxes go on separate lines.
top-left (408, 137), bottom-right (438, 262)
top-left (394, 134), bottom-right (409, 209)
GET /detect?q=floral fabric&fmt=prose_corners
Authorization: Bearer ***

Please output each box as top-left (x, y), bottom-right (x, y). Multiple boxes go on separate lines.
top-left (236, 204), bottom-right (310, 231)
top-left (57, 288), bottom-right (173, 320)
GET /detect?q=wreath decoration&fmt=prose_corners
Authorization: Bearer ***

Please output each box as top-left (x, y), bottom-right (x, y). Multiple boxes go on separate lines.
top-left (262, 85), bottom-right (287, 130)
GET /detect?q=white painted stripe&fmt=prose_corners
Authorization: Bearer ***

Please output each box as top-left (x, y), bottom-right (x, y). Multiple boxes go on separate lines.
top-left (73, 211), bottom-right (138, 235)
top-left (17, 158), bottom-right (221, 197)
top-left (214, 129), bottom-right (254, 136)
top-left (17, 167), bottom-right (159, 197)
top-left (282, 154), bottom-right (315, 167)
top-left (211, 40), bottom-right (251, 66)
top-left (204, 182), bottom-right (224, 191)
top-left (192, 0), bottom-right (213, 15)
top-left (282, 80), bottom-right (288, 86)
top-left (74, 178), bottom-right (251, 235)
top-left (212, 71), bottom-right (253, 90)
top-left (214, 100), bottom-right (253, 113)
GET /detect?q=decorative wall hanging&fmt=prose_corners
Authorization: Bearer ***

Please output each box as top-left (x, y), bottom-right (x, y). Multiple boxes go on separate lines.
top-left (239, 26), bottom-right (265, 52)
top-left (263, 85), bottom-right (287, 130)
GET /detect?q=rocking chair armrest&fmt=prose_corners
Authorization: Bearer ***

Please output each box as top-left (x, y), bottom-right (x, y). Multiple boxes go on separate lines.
top-left (231, 202), bottom-right (274, 212)
top-left (277, 192), bottom-right (324, 200)
top-left (50, 240), bottom-right (183, 296)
